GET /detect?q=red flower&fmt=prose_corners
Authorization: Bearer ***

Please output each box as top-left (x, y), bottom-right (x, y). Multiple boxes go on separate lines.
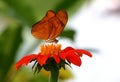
top-left (60, 47), bottom-right (92, 66)
top-left (15, 43), bottom-right (92, 70)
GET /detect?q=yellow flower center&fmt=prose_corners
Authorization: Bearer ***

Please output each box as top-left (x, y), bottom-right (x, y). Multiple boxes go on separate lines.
top-left (40, 43), bottom-right (61, 56)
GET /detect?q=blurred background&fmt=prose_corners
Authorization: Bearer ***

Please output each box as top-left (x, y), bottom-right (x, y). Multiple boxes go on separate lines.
top-left (0, 0), bottom-right (120, 82)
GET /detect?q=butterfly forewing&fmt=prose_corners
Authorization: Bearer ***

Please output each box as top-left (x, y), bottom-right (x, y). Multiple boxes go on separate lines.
top-left (49, 10), bottom-right (68, 40)
top-left (40, 10), bottom-right (55, 23)
top-left (32, 10), bottom-right (55, 40)
top-left (32, 22), bottom-right (53, 39)
top-left (56, 10), bottom-right (68, 25)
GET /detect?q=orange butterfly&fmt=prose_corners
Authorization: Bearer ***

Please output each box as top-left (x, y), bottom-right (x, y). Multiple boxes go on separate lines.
top-left (32, 10), bottom-right (68, 42)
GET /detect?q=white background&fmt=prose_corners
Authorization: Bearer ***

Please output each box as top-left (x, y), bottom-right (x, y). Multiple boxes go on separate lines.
top-left (66, 0), bottom-right (120, 82)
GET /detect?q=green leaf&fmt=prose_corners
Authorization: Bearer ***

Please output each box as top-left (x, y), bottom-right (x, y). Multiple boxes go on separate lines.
top-left (0, 24), bottom-right (23, 82)
top-left (3, 0), bottom-right (36, 26)
top-left (60, 29), bottom-right (76, 41)
top-left (54, 0), bottom-right (89, 16)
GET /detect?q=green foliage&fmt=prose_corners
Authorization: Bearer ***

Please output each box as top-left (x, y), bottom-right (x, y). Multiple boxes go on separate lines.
top-left (60, 28), bottom-right (76, 41)
top-left (0, 23), bottom-right (23, 82)
top-left (9, 68), bottom-right (49, 82)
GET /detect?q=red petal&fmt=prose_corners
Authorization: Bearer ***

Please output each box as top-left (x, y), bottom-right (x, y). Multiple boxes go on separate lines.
top-left (37, 54), bottom-right (50, 66)
top-left (59, 53), bottom-right (67, 60)
top-left (53, 55), bottom-right (60, 64)
top-left (15, 54), bottom-right (38, 70)
top-left (76, 49), bottom-right (92, 57)
top-left (42, 55), bottom-right (50, 65)
top-left (60, 47), bottom-right (75, 60)
top-left (37, 55), bottom-right (43, 66)
top-left (66, 51), bottom-right (82, 66)
top-left (61, 47), bottom-right (74, 53)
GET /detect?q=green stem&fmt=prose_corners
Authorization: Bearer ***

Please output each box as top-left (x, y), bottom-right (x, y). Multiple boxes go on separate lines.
top-left (49, 68), bottom-right (59, 82)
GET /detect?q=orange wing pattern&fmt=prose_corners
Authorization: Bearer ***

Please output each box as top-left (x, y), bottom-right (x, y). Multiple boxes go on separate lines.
top-left (32, 10), bottom-right (68, 41)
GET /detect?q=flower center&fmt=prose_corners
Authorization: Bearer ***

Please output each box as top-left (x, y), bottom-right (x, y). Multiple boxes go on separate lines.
top-left (40, 43), bottom-right (61, 56)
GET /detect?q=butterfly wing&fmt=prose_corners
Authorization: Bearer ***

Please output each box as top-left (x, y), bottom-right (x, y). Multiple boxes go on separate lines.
top-left (32, 10), bottom-right (55, 40)
top-left (32, 22), bottom-right (53, 39)
top-left (32, 10), bottom-right (68, 41)
top-left (56, 10), bottom-right (68, 25)
top-left (49, 10), bottom-right (68, 40)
